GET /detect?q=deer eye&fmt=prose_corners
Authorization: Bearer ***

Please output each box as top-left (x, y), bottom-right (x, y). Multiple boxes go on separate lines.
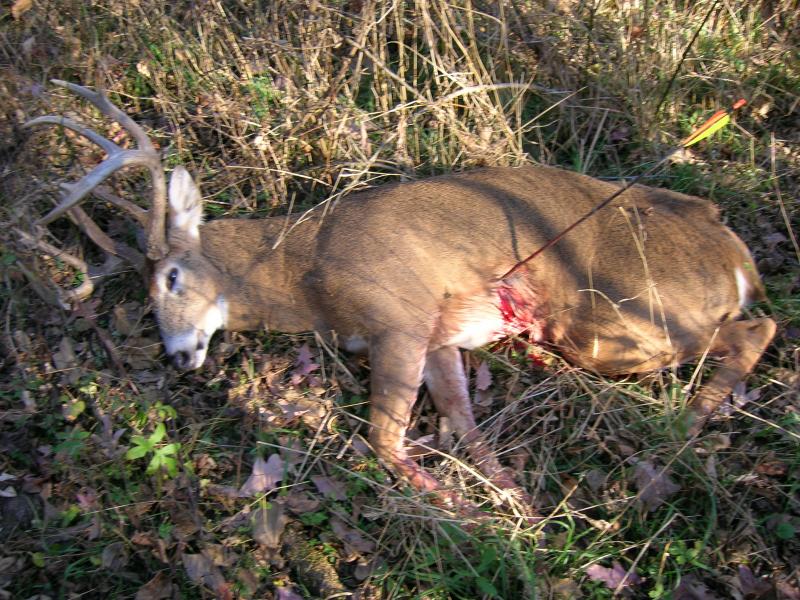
top-left (166, 268), bottom-right (179, 291)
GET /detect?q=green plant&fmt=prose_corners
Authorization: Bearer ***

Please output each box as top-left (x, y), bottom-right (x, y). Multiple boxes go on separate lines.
top-left (125, 422), bottom-right (181, 477)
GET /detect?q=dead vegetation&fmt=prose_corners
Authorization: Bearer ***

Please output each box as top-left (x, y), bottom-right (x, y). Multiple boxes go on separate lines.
top-left (1, 0), bottom-right (799, 598)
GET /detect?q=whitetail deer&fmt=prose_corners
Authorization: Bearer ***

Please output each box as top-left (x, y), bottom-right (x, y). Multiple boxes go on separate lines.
top-left (25, 81), bottom-right (775, 507)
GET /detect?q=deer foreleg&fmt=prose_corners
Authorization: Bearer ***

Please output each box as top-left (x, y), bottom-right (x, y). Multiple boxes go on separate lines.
top-left (368, 332), bottom-right (441, 493)
top-left (424, 346), bottom-right (533, 506)
top-left (687, 317), bottom-right (776, 436)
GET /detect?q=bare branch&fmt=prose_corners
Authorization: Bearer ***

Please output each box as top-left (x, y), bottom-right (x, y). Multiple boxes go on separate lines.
top-left (15, 227), bottom-right (132, 308)
top-left (14, 228), bottom-right (95, 304)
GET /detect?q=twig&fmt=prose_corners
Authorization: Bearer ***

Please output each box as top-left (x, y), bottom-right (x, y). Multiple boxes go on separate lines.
top-left (770, 132), bottom-right (800, 265)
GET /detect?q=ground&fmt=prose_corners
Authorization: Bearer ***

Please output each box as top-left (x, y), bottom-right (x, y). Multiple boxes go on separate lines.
top-left (0, 1), bottom-right (798, 598)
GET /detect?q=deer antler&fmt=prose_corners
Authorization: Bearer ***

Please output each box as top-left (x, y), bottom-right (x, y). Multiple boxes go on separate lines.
top-left (22, 80), bottom-right (169, 304)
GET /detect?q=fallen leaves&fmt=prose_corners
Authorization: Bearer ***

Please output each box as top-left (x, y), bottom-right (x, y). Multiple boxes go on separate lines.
top-left (585, 561), bottom-right (641, 593)
top-left (291, 343), bottom-right (320, 386)
top-left (100, 541), bottom-right (129, 570)
top-left (239, 454), bottom-right (285, 497)
top-left (475, 360), bottom-right (492, 390)
top-left (252, 503), bottom-right (290, 549)
top-left (182, 553), bottom-right (231, 598)
top-left (311, 475), bottom-right (348, 501)
top-left (672, 574), bottom-right (723, 599)
top-left (52, 336), bottom-right (81, 384)
top-left (735, 565), bottom-right (772, 599)
top-left (632, 459), bottom-right (680, 512)
top-left (330, 516), bottom-right (376, 557)
top-left (134, 571), bottom-right (173, 600)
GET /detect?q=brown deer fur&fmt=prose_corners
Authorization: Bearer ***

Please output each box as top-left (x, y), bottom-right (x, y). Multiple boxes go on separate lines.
top-left (150, 164), bottom-right (775, 499)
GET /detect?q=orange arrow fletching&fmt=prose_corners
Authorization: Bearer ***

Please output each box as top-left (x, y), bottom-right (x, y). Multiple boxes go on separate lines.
top-left (681, 99), bottom-right (746, 148)
top-left (682, 109), bottom-right (730, 147)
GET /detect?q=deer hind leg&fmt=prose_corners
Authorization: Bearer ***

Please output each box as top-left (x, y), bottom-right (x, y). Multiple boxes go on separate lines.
top-left (687, 317), bottom-right (776, 436)
top-left (424, 346), bottom-right (533, 507)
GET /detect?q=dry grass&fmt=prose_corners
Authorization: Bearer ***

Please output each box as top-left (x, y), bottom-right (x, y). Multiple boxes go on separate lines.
top-left (1, 1), bottom-right (798, 598)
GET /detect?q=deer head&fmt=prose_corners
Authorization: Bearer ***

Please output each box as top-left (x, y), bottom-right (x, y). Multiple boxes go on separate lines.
top-left (21, 81), bottom-right (227, 369)
top-left (150, 167), bottom-right (228, 370)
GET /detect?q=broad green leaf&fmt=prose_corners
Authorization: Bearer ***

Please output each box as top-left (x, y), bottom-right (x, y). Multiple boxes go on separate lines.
top-left (126, 445), bottom-right (149, 460)
top-left (159, 443), bottom-right (180, 456)
top-left (149, 422), bottom-right (167, 445)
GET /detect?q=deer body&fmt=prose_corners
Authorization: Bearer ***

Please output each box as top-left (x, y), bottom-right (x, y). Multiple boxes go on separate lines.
top-left (153, 164), bottom-right (774, 494)
top-left (165, 165), bottom-right (760, 367)
top-left (29, 82), bottom-right (775, 506)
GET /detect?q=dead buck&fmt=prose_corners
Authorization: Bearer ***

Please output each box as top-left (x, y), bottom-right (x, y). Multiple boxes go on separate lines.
top-left (25, 81), bottom-right (775, 507)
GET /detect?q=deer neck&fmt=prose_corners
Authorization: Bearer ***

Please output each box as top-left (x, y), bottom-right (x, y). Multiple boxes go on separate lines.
top-left (198, 216), bottom-right (319, 333)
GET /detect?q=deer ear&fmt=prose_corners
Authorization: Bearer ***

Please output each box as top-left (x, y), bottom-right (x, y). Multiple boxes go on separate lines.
top-left (168, 166), bottom-right (203, 240)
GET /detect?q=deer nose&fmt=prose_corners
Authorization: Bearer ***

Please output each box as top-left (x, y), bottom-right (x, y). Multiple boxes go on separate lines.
top-left (172, 351), bottom-right (190, 370)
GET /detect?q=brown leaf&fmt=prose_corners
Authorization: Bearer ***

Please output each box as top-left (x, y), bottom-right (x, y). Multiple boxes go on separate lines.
top-left (755, 459), bottom-right (788, 477)
top-left (777, 580), bottom-right (800, 600)
top-left (182, 553), bottom-right (227, 591)
top-left (239, 454), bottom-right (284, 497)
top-left (764, 232), bottom-right (788, 251)
top-left (205, 484), bottom-right (241, 501)
top-left (633, 460), bottom-right (680, 512)
top-left (252, 503), bottom-right (289, 549)
top-left (275, 587), bottom-right (305, 600)
top-left (219, 508), bottom-right (251, 533)
top-left (736, 565), bottom-right (772, 599)
top-left (353, 557), bottom-right (384, 582)
top-left (585, 561), bottom-right (641, 591)
top-left (475, 361), bottom-right (492, 390)
top-left (201, 543), bottom-right (238, 567)
top-left (330, 517), bottom-right (375, 556)
top-left (548, 577), bottom-right (583, 599)
top-left (85, 512), bottom-right (102, 540)
top-left (193, 453), bottom-right (218, 476)
top-left (171, 510), bottom-right (200, 541)
top-left (284, 491), bottom-right (321, 514)
top-left (122, 336), bottom-right (162, 370)
top-left (76, 487), bottom-right (98, 511)
top-left (673, 574), bottom-right (724, 599)
top-left (135, 571), bottom-right (173, 600)
top-left (236, 568), bottom-right (261, 595)
top-left (311, 475), bottom-right (347, 501)
top-left (53, 336), bottom-right (81, 384)
top-left (101, 541), bottom-right (129, 570)
top-left (584, 469), bottom-right (607, 493)
top-left (112, 302), bottom-right (143, 336)
top-left (291, 343), bottom-right (319, 385)
top-left (131, 531), bottom-right (156, 546)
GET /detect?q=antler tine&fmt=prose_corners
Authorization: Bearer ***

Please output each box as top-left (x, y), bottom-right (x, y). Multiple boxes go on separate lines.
top-left (88, 185), bottom-right (148, 228)
top-left (25, 115), bottom-right (121, 156)
top-left (49, 79), bottom-right (156, 154)
top-left (35, 149), bottom-right (159, 226)
top-left (26, 80), bottom-right (168, 260)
